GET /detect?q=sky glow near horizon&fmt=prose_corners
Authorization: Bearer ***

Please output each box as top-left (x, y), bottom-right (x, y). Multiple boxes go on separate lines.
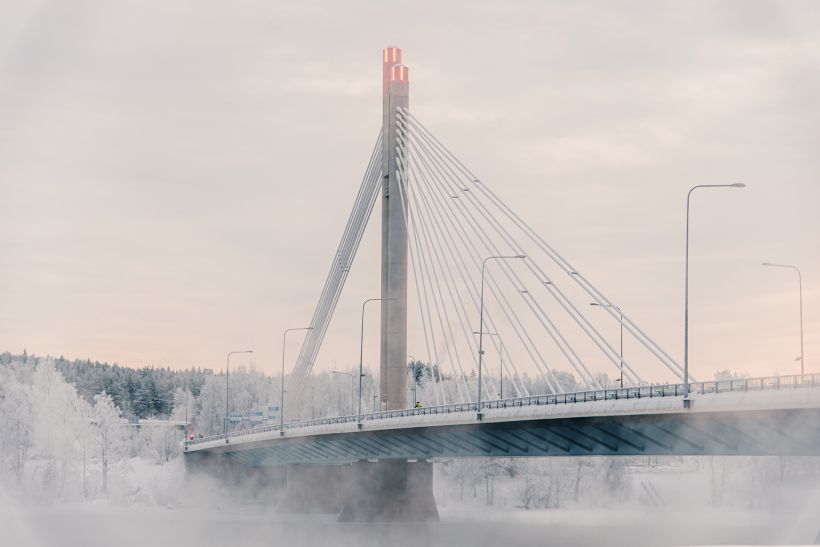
top-left (1, 1), bottom-right (818, 383)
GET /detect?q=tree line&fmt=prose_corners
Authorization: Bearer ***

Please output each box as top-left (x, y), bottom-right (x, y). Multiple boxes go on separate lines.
top-left (0, 351), bottom-right (211, 420)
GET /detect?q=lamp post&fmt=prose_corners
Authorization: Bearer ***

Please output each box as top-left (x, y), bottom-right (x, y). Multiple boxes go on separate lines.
top-left (762, 262), bottom-right (804, 375)
top-left (225, 350), bottom-right (253, 437)
top-left (281, 327), bottom-right (312, 435)
top-left (358, 298), bottom-right (394, 426)
top-left (477, 255), bottom-right (526, 419)
top-left (473, 331), bottom-right (504, 398)
top-left (590, 302), bottom-right (623, 387)
top-left (498, 340), bottom-right (505, 399)
top-left (332, 371), bottom-right (355, 415)
top-left (683, 183), bottom-right (745, 402)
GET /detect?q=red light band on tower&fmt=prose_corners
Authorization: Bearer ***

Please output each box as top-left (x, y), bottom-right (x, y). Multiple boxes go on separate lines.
top-left (383, 47), bottom-right (402, 65)
top-left (390, 64), bottom-right (408, 82)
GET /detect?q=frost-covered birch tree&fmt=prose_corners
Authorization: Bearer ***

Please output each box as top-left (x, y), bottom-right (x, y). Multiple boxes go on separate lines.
top-left (91, 392), bottom-right (124, 494)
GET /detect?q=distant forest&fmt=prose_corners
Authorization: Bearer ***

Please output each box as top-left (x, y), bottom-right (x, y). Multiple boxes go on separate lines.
top-left (6, 350), bottom-right (735, 425)
top-left (0, 351), bottom-right (212, 420)
top-left (0, 352), bottom-right (451, 423)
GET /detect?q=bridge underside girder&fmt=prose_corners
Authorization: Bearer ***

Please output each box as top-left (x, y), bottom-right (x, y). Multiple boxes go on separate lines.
top-left (197, 408), bottom-right (820, 467)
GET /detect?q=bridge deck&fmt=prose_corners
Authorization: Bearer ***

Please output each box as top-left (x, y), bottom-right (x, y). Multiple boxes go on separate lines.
top-left (184, 374), bottom-right (820, 463)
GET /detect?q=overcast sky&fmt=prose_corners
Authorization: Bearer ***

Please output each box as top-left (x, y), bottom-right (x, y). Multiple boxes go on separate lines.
top-left (1, 0), bottom-right (818, 382)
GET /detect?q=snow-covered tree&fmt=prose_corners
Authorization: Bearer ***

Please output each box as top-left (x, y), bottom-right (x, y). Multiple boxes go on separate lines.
top-left (91, 392), bottom-right (124, 493)
top-left (196, 375), bottom-right (227, 435)
top-left (171, 387), bottom-right (195, 426)
top-left (0, 366), bottom-right (33, 481)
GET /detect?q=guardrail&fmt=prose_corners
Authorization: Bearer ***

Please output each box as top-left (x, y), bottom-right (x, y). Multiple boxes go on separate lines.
top-left (185, 372), bottom-right (820, 448)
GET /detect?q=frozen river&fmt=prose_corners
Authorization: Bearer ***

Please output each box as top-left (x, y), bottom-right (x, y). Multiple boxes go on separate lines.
top-left (3, 502), bottom-right (819, 547)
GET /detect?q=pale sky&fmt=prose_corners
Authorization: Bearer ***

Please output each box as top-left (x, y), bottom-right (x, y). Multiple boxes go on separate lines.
top-left (1, 0), bottom-right (818, 383)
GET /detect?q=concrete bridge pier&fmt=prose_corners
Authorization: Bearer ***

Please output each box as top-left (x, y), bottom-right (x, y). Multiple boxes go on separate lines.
top-left (337, 460), bottom-right (439, 523)
top-left (274, 460), bottom-right (438, 522)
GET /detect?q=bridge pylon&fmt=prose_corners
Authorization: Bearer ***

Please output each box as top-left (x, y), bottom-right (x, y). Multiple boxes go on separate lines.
top-left (381, 46), bottom-right (409, 411)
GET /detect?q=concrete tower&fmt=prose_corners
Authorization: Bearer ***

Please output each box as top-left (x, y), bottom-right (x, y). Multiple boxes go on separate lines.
top-left (380, 47), bottom-right (409, 410)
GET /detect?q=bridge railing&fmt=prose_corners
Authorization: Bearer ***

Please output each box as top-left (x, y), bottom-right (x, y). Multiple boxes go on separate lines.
top-left (184, 372), bottom-right (820, 447)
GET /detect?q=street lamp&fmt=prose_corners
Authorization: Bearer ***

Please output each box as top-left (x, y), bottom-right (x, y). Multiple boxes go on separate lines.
top-left (281, 327), bottom-right (312, 435)
top-left (590, 302), bottom-right (623, 387)
top-left (473, 331), bottom-right (504, 399)
top-left (225, 350), bottom-right (253, 437)
top-left (332, 371), bottom-right (355, 415)
top-left (683, 183), bottom-right (745, 402)
top-left (477, 254), bottom-right (526, 419)
top-left (762, 262), bottom-right (804, 375)
top-left (358, 298), bottom-right (394, 426)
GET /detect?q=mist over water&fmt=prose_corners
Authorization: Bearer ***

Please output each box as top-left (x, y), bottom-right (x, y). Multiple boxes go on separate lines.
top-left (4, 484), bottom-right (820, 547)
top-left (2, 356), bottom-right (820, 546)
top-left (4, 452), bottom-right (820, 546)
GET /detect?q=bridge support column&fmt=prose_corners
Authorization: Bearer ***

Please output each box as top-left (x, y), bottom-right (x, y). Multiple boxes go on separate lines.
top-left (380, 46), bottom-right (410, 411)
top-left (338, 460), bottom-right (439, 523)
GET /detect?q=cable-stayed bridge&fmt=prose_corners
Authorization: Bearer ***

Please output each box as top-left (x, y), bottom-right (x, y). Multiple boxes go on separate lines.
top-left (281, 52), bottom-right (684, 418)
top-left (184, 47), bottom-right (820, 522)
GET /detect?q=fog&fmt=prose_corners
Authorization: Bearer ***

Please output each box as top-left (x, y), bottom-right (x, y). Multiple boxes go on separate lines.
top-left (2, 356), bottom-right (820, 546)
top-left (3, 465), bottom-right (820, 547)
